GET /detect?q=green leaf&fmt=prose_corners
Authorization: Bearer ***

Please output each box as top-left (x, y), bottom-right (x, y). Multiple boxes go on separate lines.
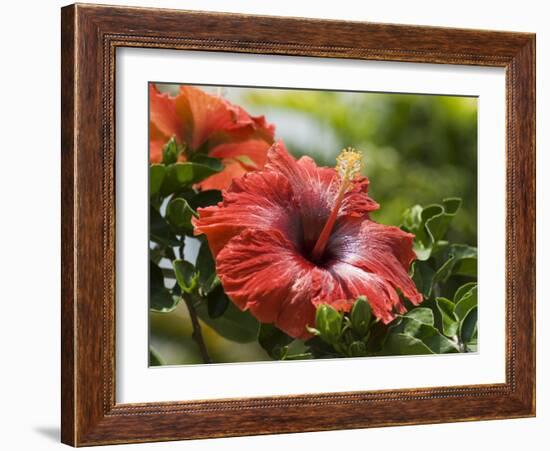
top-left (411, 260), bottom-right (435, 297)
top-left (455, 257), bottom-right (477, 277)
top-left (460, 307), bottom-right (478, 345)
top-left (196, 240), bottom-right (218, 295)
top-left (173, 259), bottom-right (198, 294)
top-left (195, 300), bottom-right (260, 343)
top-left (206, 284), bottom-right (230, 318)
top-left (315, 304), bottom-right (343, 345)
top-left (348, 341), bottom-right (367, 357)
top-left (189, 153), bottom-right (224, 169)
top-left (402, 198), bottom-right (462, 261)
top-left (383, 333), bottom-right (435, 355)
top-left (454, 282), bottom-right (477, 303)
top-left (413, 324), bottom-right (459, 353)
top-left (165, 197), bottom-right (196, 233)
top-left (189, 190), bottom-right (223, 210)
top-left (159, 159), bottom-right (222, 195)
top-left (350, 296), bottom-right (372, 337)
top-left (433, 244), bottom-right (477, 284)
top-left (150, 206), bottom-right (179, 247)
top-left (258, 323), bottom-right (294, 359)
top-left (168, 159), bottom-right (222, 185)
top-left (150, 164), bottom-right (166, 197)
top-left (149, 261), bottom-right (178, 312)
top-left (404, 307), bottom-right (434, 326)
top-left (386, 308), bottom-right (459, 354)
top-left (454, 286), bottom-right (477, 349)
top-left (424, 198), bottom-right (462, 244)
top-left (149, 346), bottom-right (164, 366)
top-left (436, 297), bottom-right (459, 337)
top-left (401, 204), bottom-right (423, 231)
top-left (454, 285), bottom-right (478, 321)
top-left (162, 136), bottom-right (180, 165)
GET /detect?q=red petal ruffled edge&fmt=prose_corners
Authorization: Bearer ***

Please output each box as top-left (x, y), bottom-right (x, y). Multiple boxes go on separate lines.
top-left (193, 169), bottom-right (299, 256)
top-left (328, 218), bottom-right (422, 323)
top-left (215, 229), bottom-right (317, 339)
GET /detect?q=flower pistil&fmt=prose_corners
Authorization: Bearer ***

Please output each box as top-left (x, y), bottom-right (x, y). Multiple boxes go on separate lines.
top-left (310, 148), bottom-right (362, 262)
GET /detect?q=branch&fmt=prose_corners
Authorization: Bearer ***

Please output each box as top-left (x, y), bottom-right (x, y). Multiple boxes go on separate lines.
top-left (182, 294), bottom-right (211, 364)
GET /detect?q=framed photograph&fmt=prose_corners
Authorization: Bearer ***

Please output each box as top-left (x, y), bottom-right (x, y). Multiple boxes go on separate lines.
top-left (61, 3), bottom-right (536, 446)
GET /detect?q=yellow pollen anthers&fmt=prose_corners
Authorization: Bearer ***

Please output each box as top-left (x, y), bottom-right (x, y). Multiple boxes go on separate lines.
top-left (336, 147), bottom-right (362, 184)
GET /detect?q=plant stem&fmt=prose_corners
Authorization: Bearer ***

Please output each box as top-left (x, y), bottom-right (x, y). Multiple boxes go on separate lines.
top-left (182, 294), bottom-right (211, 364)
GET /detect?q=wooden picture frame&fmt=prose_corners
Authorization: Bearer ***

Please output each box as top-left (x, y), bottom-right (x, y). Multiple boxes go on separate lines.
top-left (61, 3), bottom-right (535, 446)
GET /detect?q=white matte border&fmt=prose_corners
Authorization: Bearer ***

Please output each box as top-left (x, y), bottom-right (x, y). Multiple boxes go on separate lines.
top-left (116, 48), bottom-right (506, 403)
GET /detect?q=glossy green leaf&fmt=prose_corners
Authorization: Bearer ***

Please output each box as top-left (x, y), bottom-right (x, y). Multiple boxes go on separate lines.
top-left (258, 323), bottom-right (294, 359)
top-left (149, 261), bottom-right (178, 312)
top-left (414, 325), bottom-right (459, 353)
top-left (404, 308), bottom-right (434, 326)
top-left (160, 159), bottom-right (222, 194)
top-left (460, 307), bottom-right (478, 345)
top-left (195, 300), bottom-right (260, 343)
top-left (402, 198), bottom-right (462, 261)
top-left (401, 204), bottom-right (423, 231)
top-left (169, 159), bottom-right (222, 184)
top-left (166, 197), bottom-right (196, 232)
top-left (387, 308), bottom-right (459, 354)
top-left (433, 244), bottom-right (477, 284)
top-left (149, 164), bottom-right (166, 197)
top-left (189, 153), bottom-right (224, 169)
top-left (453, 282), bottom-right (477, 303)
top-left (282, 340), bottom-right (312, 360)
top-left (150, 206), bottom-right (179, 247)
top-left (436, 297), bottom-right (459, 337)
top-left (454, 285), bottom-right (478, 321)
top-left (173, 259), bottom-right (198, 294)
top-left (411, 260), bottom-right (435, 297)
top-left (206, 284), bottom-right (230, 318)
top-left (383, 333), bottom-right (435, 355)
top-left (196, 240), bottom-right (218, 295)
top-left (454, 257), bottom-right (477, 277)
top-left (424, 198), bottom-right (462, 244)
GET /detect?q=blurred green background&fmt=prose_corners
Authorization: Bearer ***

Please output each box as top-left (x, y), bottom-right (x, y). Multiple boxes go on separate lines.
top-left (151, 84), bottom-right (478, 365)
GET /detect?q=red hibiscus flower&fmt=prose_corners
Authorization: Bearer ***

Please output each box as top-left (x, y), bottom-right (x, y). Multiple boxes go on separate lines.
top-left (149, 84), bottom-right (275, 190)
top-left (193, 142), bottom-right (422, 339)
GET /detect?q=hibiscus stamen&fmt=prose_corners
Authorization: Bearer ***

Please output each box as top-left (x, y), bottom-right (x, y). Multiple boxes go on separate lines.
top-left (311, 148), bottom-right (362, 263)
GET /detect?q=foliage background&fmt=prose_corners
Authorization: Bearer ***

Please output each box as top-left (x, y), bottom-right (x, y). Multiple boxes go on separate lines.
top-left (151, 84), bottom-right (478, 364)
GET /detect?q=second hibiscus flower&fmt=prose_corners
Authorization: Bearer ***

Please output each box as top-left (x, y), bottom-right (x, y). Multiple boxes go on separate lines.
top-left (193, 142), bottom-right (422, 339)
top-left (149, 84), bottom-right (275, 190)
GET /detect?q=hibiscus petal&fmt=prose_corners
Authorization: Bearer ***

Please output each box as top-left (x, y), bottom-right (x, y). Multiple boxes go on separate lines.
top-left (149, 122), bottom-right (167, 163)
top-left (149, 140), bottom-right (164, 164)
top-left (208, 140), bottom-right (271, 168)
top-left (196, 159), bottom-right (248, 191)
top-left (193, 170), bottom-right (301, 256)
top-left (327, 261), bottom-right (406, 323)
top-left (215, 229), bottom-right (317, 339)
top-left (179, 86), bottom-right (267, 150)
top-left (149, 84), bottom-right (183, 142)
top-left (328, 218), bottom-right (422, 321)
